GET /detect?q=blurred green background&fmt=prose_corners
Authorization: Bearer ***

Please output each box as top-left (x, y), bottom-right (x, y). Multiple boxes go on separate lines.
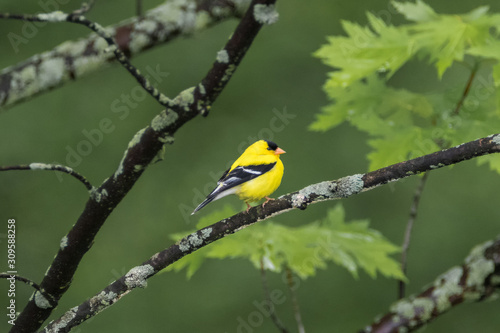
top-left (1, 0), bottom-right (500, 332)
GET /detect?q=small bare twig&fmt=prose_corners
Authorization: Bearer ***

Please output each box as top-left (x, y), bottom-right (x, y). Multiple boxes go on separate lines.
top-left (285, 265), bottom-right (305, 333)
top-left (398, 172), bottom-right (429, 299)
top-left (453, 61), bottom-right (479, 115)
top-left (0, 163), bottom-right (93, 191)
top-left (0, 3), bottom-right (172, 108)
top-left (0, 273), bottom-right (57, 307)
top-left (260, 258), bottom-right (288, 333)
top-left (136, 0), bottom-right (143, 17)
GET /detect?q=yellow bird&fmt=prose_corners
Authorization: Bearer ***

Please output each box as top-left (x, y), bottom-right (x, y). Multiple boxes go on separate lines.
top-left (192, 140), bottom-right (286, 214)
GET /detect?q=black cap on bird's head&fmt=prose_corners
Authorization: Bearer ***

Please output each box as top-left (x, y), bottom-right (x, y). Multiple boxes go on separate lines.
top-left (245, 140), bottom-right (286, 156)
top-left (265, 140), bottom-right (278, 151)
top-left (264, 140), bottom-right (285, 155)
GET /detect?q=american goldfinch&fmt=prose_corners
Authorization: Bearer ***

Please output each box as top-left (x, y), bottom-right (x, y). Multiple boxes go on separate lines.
top-left (192, 140), bottom-right (286, 214)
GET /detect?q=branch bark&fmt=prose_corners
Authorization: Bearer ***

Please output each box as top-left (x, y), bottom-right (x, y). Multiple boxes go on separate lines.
top-left (0, 163), bottom-right (93, 191)
top-left (41, 134), bottom-right (500, 333)
top-left (0, 0), bottom-right (251, 111)
top-left (10, 1), bottom-right (277, 332)
top-left (360, 237), bottom-right (500, 333)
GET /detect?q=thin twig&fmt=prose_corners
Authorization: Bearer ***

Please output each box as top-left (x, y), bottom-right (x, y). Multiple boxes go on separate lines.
top-left (0, 273), bottom-right (57, 307)
top-left (453, 62), bottom-right (479, 115)
top-left (0, 163), bottom-right (93, 191)
top-left (0, 3), bottom-right (172, 108)
top-left (72, 0), bottom-right (94, 15)
top-left (398, 172), bottom-right (430, 299)
top-left (66, 14), bottom-right (172, 107)
top-left (285, 265), bottom-right (305, 333)
top-left (136, 0), bottom-right (143, 17)
top-left (260, 258), bottom-right (288, 333)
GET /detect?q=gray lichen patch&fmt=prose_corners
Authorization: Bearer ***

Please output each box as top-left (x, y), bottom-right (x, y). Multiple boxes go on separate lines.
top-left (201, 227), bottom-right (212, 240)
top-left (293, 180), bottom-right (337, 204)
top-left (60, 235), bottom-right (69, 250)
top-left (40, 58), bottom-right (66, 87)
top-left (129, 127), bottom-right (148, 148)
top-left (491, 134), bottom-right (500, 145)
top-left (390, 299), bottom-right (414, 319)
top-left (463, 240), bottom-right (495, 290)
top-left (29, 163), bottom-right (54, 170)
top-left (195, 11), bottom-right (211, 30)
top-left (114, 154), bottom-right (126, 179)
top-left (150, 0), bottom-right (197, 36)
top-left (216, 49), bottom-right (229, 63)
top-left (178, 229), bottom-right (212, 252)
top-left (49, 306), bottom-right (78, 332)
top-left (198, 83), bottom-right (206, 95)
top-left (89, 290), bottom-right (118, 313)
top-left (173, 87), bottom-right (195, 111)
top-left (253, 4), bottom-right (279, 25)
top-left (90, 187), bottom-right (109, 203)
top-left (221, 64), bottom-right (236, 83)
top-left (113, 127), bottom-right (149, 179)
top-left (38, 11), bottom-right (68, 22)
top-left (34, 291), bottom-right (53, 309)
top-left (233, 0), bottom-right (253, 15)
top-left (291, 193), bottom-right (308, 209)
top-left (151, 109), bottom-right (179, 131)
top-left (124, 265), bottom-right (154, 289)
top-left (411, 298), bottom-right (434, 322)
top-left (466, 258), bottom-right (495, 288)
top-left (336, 174), bottom-right (364, 197)
top-left (158, 133), bottom-right (175, 144)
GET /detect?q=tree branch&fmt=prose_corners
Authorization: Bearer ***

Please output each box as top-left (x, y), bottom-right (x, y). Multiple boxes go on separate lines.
top-left (0, 0), bottom-right (251, 111)
top-left (285, 265), bottom-right (305, 333)
top-left (453, 61), bottom-right (479, 115)
top-left (0, 163), bottom-right (93, 191)
top-left (11, 1), bottom-right (277, 332)
top-left (260, 258), bottom-right (288, 333)
top-left (41, 134), bottom-right (500, 333)
top-left (1, 3), bottom-right (170, 107)
top-left (398, 172), bottom-right (429, 299)
top-left (360, 237), bottom-right (500, 333)
top-left (0, 274), bottom-right (56, 308)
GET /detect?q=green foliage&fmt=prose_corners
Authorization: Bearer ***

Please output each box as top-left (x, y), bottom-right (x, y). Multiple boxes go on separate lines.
top-left (166, 205), bottom-right (405, 281)
top-left (312, 0), bottom-right (500, 172)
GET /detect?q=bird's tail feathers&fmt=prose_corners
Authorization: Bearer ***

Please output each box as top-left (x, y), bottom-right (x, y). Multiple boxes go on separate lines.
top-left (191, 185), bottom-right (238, 215)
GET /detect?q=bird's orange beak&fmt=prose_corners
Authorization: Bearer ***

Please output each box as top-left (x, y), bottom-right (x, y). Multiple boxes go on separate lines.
top-left (274, 147), bottom-right (286, 155)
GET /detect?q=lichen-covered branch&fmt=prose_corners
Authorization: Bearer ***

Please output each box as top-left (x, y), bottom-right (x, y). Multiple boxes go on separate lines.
top-left (0, 163), bottom-right (93, 191)
top-left (42, 134), bottom-right (500, 333)
top-left (11, 1), bottom-right (277, 332)
top-left (360, 237), bottom-right (500, 333)
top-left (0, 0), bottom-right (251, 110)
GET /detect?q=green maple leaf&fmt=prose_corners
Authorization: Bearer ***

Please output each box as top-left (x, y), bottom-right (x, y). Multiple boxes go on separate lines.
top-left (166, 205), bottom-right (405, 281)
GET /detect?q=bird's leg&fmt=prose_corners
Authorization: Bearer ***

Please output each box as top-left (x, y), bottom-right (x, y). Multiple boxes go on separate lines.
top-left (245, 202), bottom-right (252, 213)
top-left (262, 196), bottom-right (275, 208)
